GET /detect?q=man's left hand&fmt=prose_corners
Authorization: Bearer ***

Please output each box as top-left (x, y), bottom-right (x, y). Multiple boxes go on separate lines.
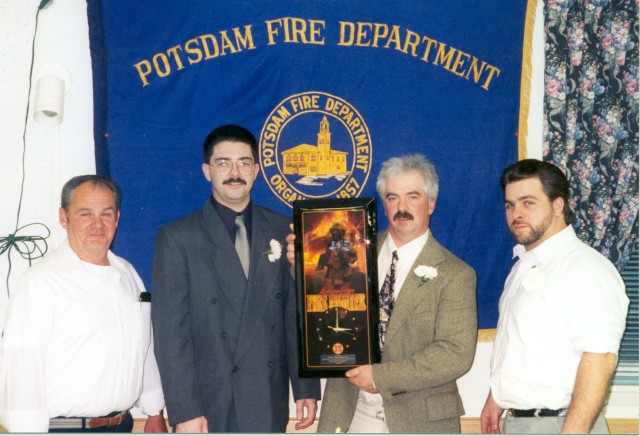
top-left (346, 365), bottom-right (378, 393)
top-left (295, 398), bottom-right (318, 430)
top-left (144, 413), bottom-right (168, 433)
top-left (286, 224), bottom-right (296, 266)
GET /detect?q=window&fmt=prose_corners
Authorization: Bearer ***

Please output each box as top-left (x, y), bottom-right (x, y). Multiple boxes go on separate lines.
top-left (612, 241), bottom-right (638, 386)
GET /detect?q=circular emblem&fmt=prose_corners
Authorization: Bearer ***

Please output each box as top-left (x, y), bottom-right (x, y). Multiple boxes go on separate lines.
top-left (259, 91), bottom-right (372, 207)
top-left (332, 342), bottom-right (345, 355)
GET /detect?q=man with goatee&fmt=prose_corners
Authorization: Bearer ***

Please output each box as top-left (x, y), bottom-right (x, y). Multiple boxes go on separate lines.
top-left (481, 159), bottom-right (628, 434)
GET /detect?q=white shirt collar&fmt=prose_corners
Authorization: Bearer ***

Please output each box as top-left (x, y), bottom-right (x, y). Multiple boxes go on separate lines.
top-left (385, 229), bottom-right (430, 259)
top-left (512, 225), bottom-right (576, 268)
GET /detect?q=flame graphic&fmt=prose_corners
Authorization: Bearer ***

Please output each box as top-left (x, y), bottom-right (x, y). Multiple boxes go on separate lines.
top-left (301, 209), bottom-right (367, 274)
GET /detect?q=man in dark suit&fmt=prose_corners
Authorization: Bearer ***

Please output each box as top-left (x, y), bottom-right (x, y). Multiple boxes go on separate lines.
top-left (315, 154), bottom-right (478, 433)
top-left (151, 125), bottom-right (320, 433)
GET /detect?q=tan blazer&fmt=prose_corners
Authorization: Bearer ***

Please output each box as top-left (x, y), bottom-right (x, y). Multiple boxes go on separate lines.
top-left (317, 231), bottom-right (477, 433)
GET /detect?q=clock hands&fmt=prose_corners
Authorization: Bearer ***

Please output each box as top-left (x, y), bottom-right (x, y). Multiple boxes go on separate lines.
top-left (327, 307), bottom-right (354, 335)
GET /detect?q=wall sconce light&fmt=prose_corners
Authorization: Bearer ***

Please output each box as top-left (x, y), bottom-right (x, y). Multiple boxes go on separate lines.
top-left (33, 64), bottom-right (72, 127)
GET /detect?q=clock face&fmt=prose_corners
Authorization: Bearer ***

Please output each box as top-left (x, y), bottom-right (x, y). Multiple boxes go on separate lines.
top-left (313, 306), bottom-right (365, 356)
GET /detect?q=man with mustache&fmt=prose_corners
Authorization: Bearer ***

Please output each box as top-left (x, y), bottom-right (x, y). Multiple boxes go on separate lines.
top-left (151, 125), bottom-right (320, 432)
top-left (316, 154), bottom-right (478, 433)
top-left (480, 159), bottom-right (628, 434)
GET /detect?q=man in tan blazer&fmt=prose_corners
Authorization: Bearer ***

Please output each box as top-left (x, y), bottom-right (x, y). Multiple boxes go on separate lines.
top-left (317, 154), bottom-right (478, 433)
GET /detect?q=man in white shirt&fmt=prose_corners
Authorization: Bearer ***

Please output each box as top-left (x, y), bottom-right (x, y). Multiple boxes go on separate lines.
top-left (315, 154), bottom-right (478, 433)
top-left (480, 159), bottom-right (629, 434)
top-left (0, 175), bottom-right (167, 433)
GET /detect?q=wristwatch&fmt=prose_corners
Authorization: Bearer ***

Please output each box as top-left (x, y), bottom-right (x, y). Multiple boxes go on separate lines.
top-left (150, 410), bottom-right (164, 417)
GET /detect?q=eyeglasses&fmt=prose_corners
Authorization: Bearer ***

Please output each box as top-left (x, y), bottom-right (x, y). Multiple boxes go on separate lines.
top-left (208, 159), bottom-right (256, 175)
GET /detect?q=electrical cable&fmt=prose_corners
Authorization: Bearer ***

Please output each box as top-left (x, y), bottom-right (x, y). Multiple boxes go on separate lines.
top-left (0, 4), bottom-right (51, 299)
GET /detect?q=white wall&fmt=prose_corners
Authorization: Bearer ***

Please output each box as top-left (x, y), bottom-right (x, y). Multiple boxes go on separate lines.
top-left (1, 0), bottom-right (635, 422)
top-left (0, 0), bottom-right (94, 329)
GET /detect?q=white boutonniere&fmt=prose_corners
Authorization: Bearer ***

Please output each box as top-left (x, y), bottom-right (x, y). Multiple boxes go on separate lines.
top-left (263, 239), bottom-right (283, 262)
top-left (414, 265), bottom-right (438, 286)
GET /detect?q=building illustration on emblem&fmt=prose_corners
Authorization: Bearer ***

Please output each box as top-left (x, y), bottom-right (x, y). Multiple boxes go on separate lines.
top-left (281, 116), bottom-right (348, 176)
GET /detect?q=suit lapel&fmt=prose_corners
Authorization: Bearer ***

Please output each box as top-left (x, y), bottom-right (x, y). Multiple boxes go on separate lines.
top-left (200, 201), bottom-right (246, 317)
top-left (382, 232), bottom-right (446, 346)
top-left (235, 204), bottom-right (283, 361)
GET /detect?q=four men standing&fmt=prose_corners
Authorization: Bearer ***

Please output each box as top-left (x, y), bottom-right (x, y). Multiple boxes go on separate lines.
top-left (0, 129), bottom-right (630, 433)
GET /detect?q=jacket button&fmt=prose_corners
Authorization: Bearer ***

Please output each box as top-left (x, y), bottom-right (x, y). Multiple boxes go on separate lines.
top-left (271, 325), bottom-right (276, 332)
top-left (220, 331), bottom-right (226, 339)
top-left (268, 361), bottom-right (274, 368)
top-left (233, 366), bottom-right (240, 373)
top-left (275, 293), bottom-right (281, 299)
top-left (210, 297), bottom-right (217, 304)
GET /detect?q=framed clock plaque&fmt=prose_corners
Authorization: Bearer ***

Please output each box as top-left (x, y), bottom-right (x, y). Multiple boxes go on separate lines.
top-left (293, 197), bottom-right (380, 378)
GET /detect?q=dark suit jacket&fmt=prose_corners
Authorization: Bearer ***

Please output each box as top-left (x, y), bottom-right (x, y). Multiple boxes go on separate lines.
top-left (151, 200), bottom-right (320, 432)
top-left (317, 231), bottom-right (477, 433)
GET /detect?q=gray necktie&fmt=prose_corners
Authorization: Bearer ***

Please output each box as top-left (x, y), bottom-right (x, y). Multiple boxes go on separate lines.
top-left (234, 215), bottom-right (250, 278)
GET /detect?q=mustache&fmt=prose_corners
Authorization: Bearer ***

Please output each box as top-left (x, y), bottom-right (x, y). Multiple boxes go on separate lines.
top-left (393, 211), bottom-right (414, 221)
top-left (223, 177), bottom-right (247, 185)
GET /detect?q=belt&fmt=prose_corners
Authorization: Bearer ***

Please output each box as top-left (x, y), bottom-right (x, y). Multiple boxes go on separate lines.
top-left (509, 408), bottom-right (568, 418)
top-left (49, 411), bottom-right (130, 430)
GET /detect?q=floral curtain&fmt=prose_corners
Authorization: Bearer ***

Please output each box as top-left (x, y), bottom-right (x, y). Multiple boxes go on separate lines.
top-left (543, 0), bottom-right (639, 270)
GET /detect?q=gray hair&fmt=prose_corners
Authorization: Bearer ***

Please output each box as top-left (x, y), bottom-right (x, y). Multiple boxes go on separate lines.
top-left (376, 154), bottom-right (439, 201)
top-left (61, 175), bottom-right (122, 212)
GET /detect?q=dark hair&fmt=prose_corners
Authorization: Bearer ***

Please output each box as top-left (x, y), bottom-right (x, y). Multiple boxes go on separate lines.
top-left (203, 124), bottom-right (258, 163)
top-left (61, 175), bottom-right (122, 212)
top-left (500, 159), bottom-right (575, 225)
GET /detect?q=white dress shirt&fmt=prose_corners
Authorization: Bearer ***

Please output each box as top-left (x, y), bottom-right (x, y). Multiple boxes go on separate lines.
top-left (0, 239), bottom-right (164, 432)
top-left (490, 225), bottom-right (628, 410)
top-left (360, 230), bottom-right (430, 405)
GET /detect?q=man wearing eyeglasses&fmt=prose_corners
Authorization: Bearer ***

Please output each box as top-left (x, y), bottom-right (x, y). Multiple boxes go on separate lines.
top-left (150, 124), bottom-right (321, 433)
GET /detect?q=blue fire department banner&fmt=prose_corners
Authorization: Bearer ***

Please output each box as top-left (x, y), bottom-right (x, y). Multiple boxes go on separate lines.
top-left (87, 1), bottom-right (530, 328)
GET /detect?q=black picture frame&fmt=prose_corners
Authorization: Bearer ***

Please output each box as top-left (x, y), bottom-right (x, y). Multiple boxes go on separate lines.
top-left (293, 197), bottom-right (380, 378)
